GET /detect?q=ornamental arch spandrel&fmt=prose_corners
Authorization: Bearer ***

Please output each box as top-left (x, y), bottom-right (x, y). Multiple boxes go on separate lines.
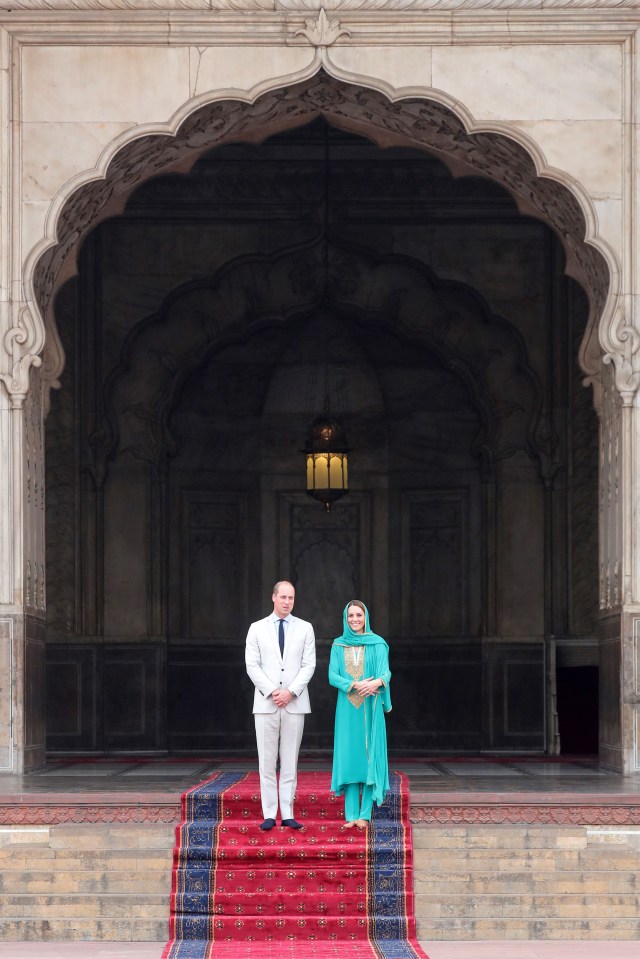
top-left (0, 11), bottom-right (635, 770)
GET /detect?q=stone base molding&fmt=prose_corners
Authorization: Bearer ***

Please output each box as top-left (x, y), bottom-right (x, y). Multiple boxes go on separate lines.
top-left (411, 800), bottom-right (640, 826)
top-left (0, 800), bottom-right (181, 824)
top-left (1, 796), bottom-right (640, 826)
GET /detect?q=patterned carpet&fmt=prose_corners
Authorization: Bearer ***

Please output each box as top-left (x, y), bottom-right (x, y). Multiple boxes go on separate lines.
top-left (162, 770), bottom-right (429, 958)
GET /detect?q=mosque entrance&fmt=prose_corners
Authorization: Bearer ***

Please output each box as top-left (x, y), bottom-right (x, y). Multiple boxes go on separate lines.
top-left (43, 113), bottom-right (598, 757)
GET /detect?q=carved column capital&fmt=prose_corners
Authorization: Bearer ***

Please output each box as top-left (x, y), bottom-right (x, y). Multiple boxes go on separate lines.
top-left (0, 355), bottom-right (43, 409)
top-left (602, 307), bottom-right (640, 407)
top-left (0, 304), bottom-right (45, 408)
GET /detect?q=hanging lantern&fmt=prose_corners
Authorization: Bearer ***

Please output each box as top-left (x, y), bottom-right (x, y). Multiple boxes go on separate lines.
top-left (304, 412), bottom-right (349, 512)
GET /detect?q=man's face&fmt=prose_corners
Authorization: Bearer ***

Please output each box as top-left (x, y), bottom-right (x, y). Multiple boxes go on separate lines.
top-left (273, 584), bottom-right (295, 619)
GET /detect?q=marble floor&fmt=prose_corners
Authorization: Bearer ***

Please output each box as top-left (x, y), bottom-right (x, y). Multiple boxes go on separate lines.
top-left (0, 754), bottom-right (637, 800)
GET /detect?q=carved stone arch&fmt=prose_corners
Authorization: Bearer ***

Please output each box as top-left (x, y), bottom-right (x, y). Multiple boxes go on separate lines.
top-left (27, 71), bottom-right (614, 412)
top-left (97, 239), bottom-right (545, 485)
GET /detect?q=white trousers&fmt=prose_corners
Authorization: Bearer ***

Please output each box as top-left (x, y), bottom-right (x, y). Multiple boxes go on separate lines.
top-left (254, 710), bottom-right (305, 820)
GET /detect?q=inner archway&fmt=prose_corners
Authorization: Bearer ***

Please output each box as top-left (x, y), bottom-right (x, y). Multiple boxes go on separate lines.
top-left (44, 118), bottom-right (598, 756)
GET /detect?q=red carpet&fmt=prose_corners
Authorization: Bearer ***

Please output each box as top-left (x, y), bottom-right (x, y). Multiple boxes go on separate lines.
top-left (162, 770), bottom-right (429, 958)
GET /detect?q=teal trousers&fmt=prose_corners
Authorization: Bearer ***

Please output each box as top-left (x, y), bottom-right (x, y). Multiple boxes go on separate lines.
top-left (344, 782), bottom-right (374, 821)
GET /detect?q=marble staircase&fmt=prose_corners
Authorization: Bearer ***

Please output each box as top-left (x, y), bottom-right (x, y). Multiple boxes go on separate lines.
top-left (1, 820), bottom-right (640, 941)
top-left (0, 824), bottom-right (172, 941)
top-left (413, 824), bottom-right (640, 940)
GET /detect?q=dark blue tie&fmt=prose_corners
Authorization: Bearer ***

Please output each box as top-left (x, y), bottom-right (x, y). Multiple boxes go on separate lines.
top-left (278, 619), bottom-right (285, 656)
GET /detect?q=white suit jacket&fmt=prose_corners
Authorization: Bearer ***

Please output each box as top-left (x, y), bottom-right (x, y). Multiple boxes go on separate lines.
top-left (245, 614), bottom-right (316, 714)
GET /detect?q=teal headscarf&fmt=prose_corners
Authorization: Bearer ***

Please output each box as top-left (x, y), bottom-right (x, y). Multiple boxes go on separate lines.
top-left (331, 600), bottom-right (391, 806)
top-left (332, 600), bottom-right (392, 718)
top-left (333, 601), bottom-right (389, 649)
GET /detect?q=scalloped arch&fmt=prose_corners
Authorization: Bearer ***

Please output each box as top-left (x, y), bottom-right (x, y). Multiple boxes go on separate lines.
top-left (29, 69), bottom-right (613, 400)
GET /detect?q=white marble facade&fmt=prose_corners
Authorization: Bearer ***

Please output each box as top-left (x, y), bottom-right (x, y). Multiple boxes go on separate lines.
top-left (0, 0), bottom-right (638, 771)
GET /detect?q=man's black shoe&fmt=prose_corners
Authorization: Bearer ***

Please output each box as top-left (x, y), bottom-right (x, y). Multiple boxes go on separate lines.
top-left (259, 818), bottom-right (276, 831)
top-left (281, 818), bottom-right (302, 829)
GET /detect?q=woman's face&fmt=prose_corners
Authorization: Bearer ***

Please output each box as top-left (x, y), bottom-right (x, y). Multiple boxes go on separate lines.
top-left (347, 605), bottom-right (365, 633)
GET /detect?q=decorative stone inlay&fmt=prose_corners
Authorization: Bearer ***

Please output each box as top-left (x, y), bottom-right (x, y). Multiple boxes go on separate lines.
top-left (2, 798), bottom-right (640, 826)
top-left (0, 802), bottom-right (181, 824)
top-left (634, 617), bottom-right (640, 698)
top-left (600, 361), bottom-right (622, 609)
top-left (411, 803), bottom-right (640, 825)
top-left (0, 620), bottom-right (13, 772)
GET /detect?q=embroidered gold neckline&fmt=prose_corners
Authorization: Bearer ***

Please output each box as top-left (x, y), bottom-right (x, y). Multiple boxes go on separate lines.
top-left (345, 646), bottom-right (364, 709)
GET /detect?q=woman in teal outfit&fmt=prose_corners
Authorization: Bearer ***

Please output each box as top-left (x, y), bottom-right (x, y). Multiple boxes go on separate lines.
top-left (329, 600), bottom-right (391, 827)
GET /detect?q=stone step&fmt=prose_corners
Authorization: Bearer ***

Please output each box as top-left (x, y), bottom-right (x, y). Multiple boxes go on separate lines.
top-left (0, 853), bottom-right (172, 876)
top-left (0, 845), bottom-right (172, 861)
top-left (414, 851), bottom-right (640, 871)
top-left (414, 846), bottom-right (640, 860)
top-left (415, 893), bottom-right (640, 919)
top-left (0, 893), bottom-right (168, 920)
top-left (0, 827), bottom-right (175, 852)
top-left (0, 845), bottom-right (173, 871)
top-left (414, 840), bottom-right (640, 853)
top-left (413, 832), bottom-right (640, 858)
top-left (0, 834), bottom-right (173, 855)
top-left (418, 917), bottom-right (640, 939)
top-left (414, 872), bottom-right (640, 894)
top-left (0, 918), bottom-right (168, 942)
top-left (0, 870), bottom-right (171, 894)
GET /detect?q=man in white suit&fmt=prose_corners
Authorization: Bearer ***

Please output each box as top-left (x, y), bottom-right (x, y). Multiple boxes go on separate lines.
top-left (245, 581), bottom-right (316, 830)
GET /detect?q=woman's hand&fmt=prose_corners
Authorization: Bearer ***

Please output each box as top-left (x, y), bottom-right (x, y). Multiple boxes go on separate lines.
top-left (353, 677), bottom-right (383, 697)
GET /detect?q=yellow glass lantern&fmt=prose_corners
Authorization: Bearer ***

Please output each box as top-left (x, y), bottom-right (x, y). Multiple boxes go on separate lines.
top-left (304, 413), bottom-right (349, 512)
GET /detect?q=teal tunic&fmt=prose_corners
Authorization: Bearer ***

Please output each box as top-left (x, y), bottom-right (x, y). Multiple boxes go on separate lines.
top-left (329, 640), bottom-right (391, 807)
